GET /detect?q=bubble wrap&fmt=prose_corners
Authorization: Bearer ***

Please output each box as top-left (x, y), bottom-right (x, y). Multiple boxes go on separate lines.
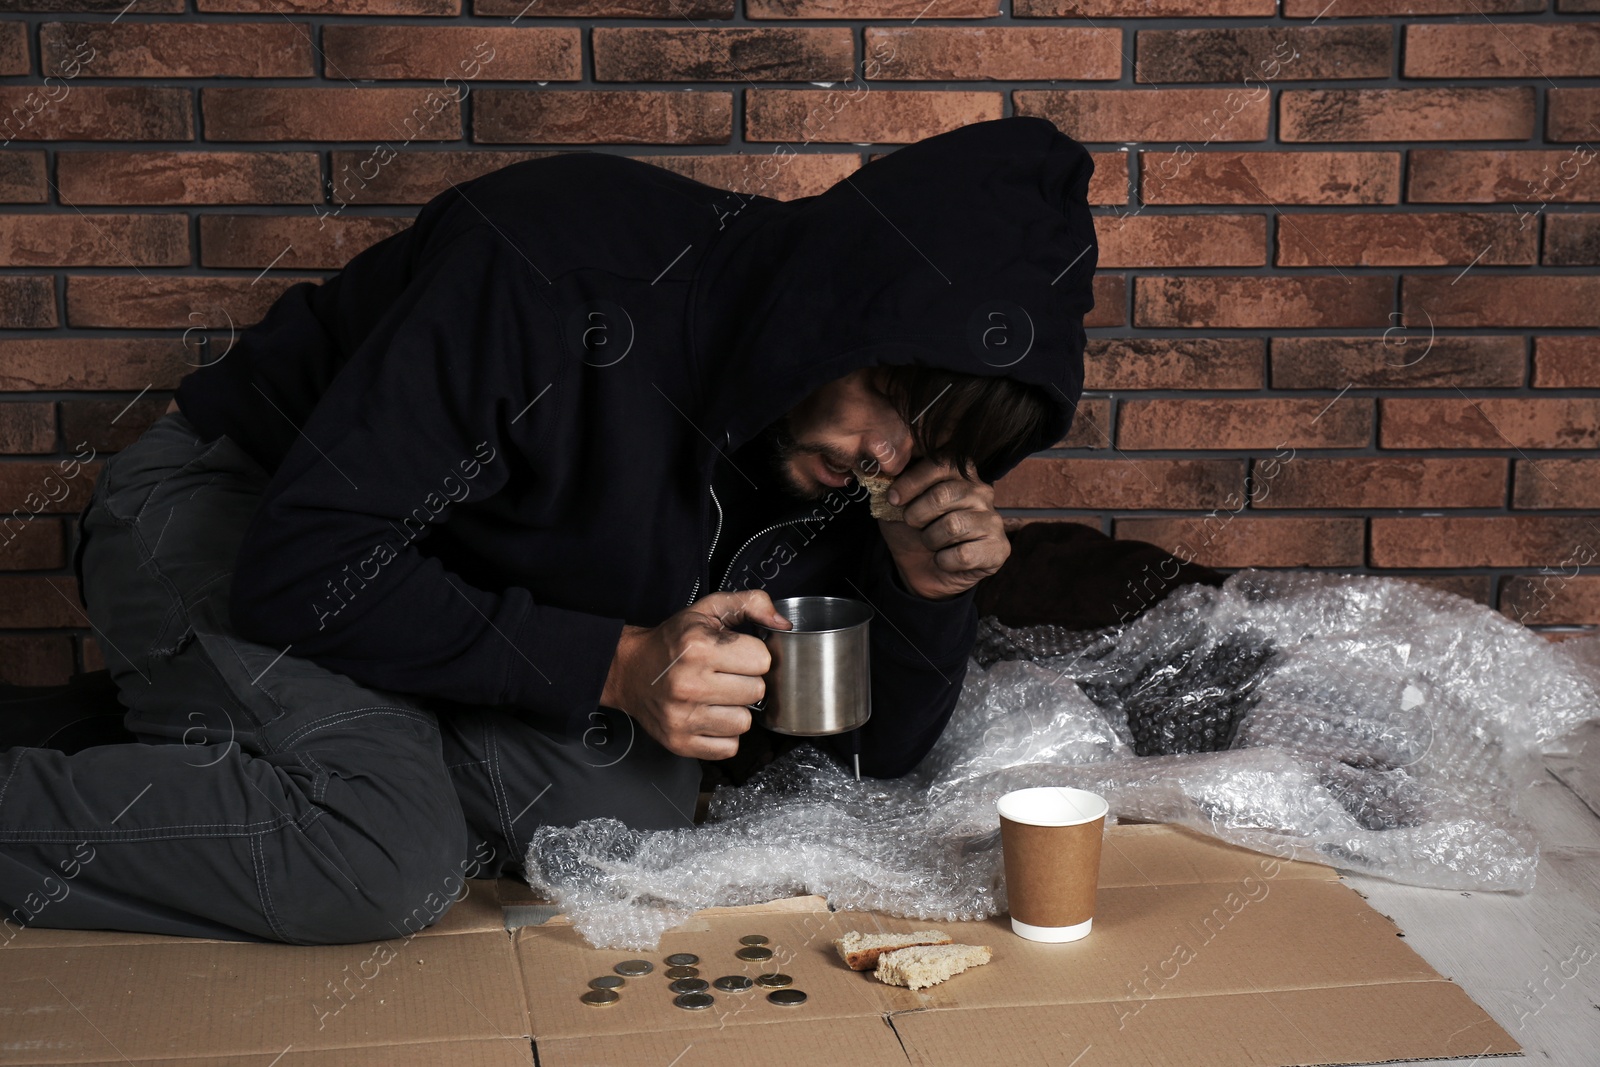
top-left (525, 570), bottom-right (1600, 949)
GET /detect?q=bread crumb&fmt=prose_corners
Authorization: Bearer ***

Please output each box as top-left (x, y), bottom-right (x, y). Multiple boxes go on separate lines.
top-left (874, 943), bottom-right (993, 990)
top-left (856, 471), bottom-right (906, 522)
top-left (834, 929), bottom-right (951, 971)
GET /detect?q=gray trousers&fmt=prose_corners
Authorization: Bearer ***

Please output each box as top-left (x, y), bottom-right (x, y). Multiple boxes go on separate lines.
top-left (0, 412), bottom-right (699, 945)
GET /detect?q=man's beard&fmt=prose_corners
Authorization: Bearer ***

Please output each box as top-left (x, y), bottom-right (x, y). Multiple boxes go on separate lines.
top-left (752, 413), bottom-right (826, 502)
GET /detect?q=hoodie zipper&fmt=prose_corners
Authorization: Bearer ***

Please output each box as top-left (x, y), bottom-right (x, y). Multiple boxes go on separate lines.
top-left (714, 516), bottom-right (814, 594)
top-left (684, 485), bottom-right (725, 607)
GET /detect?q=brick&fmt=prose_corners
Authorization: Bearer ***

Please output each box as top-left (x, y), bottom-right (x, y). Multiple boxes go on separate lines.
top-left (0, 0), bottom-right (181, 8)
top-left (0, 152), bottom-right (47, 203)
top-left (1053, 397), bottom-right (1112, 449)
top-left (1547, 89), bottom-right (1600, 142)
top-left (1252, 456), bottom-right (1507, 509)
top-left (1404, 274), bottom-right (1600, 328)
top-left (65, 275), bottom-right (319, 330)
top-left (0, 459), bottom-right (102, 514)
top-left (39, 21), bottom-right (313, 78)
top-left (1533, 336), bottom-right (1600, 387)
top-left (328, 149), bottom-right (555, 205)
top-left (1090, 152), bottom-right (1128, 205)
top-left (0, 277), bottom-right (56, 329)
top-left (0, 634), bottom-right (76, 687)
top-left (476, 90), bottom-right (731, 144)
top-left (1272, 336), bottom-right (1525, 389)
top-left (1545, 214), bottom-right (1600, 265)
top-left (204, 88), bottom-right (463, 142)
top-left (1284, 0), bottom-right (1541, 11)
top-left (1407, 149), bottom-right (1600, 205)
top-left (61, 397), bottom-right (171, 453)
top-left (863, 27), bottom-right (1120, 81)
top-left (1514, 459), bottom-right (1600, 509)
top-left (1020, 0), bottom-right (1272, 13)
top-left (1281, 88), bottom-right (1534, 143)
top-left (746, 89), bottom-right (1000, 144)
top-left (0, 576), bottom-right (86, 628)
top-left (1119, 397), bottom-right (1372, 450)
top-left (1140, 150), bottom-right (1399, 205)
top-left (79, 634), bottom-right (103, 673)
top-left (1401, 574), bottom-right (1492, 606)
top-left (57, 151), bottom-right (323, 205)
top-left (1115, 516), bottom-right (1364, 568)
top-left (1086, 338), bottom-right (1263, 391)
top-left (1403, 24), bottom-right (1600, 79)
top-left (643, 152), bottom-right (859, 200)
top-left (1136, 275), bottom-right (1392, 329)
top-left (1087, 275), bottom-right (1126, 328)
top-left (750, 0), bottom-right (996, 15)
top-left (595, 27), bottom-right (850, 81)
top-left (200, 215), bottom-right (412, 269)
top-left (0, 403), bottom-right (55, 454)
top-left (1501, 576), bottom-right (1600, 627)
top-left (1277, 211), bottom-right (1535, 268)
top-left (1135, 26), bottom-right (1390, 83)
top-left (1372, 516), bottom-right (1595, 568)
top-left (1380, 398), bottom-right (1600, 449)
top-left (995, 457), bottom-right (1245, 510)
top-left (477, 0), bottom-right (732, 13)
top-left (0, 520), bottom-right (64, 571)
top-left (323, 26), bottom-right (578, 81)
top-left (0, 338), bottom-right (191, 391)
top-left (1559, 0), bottom-right (1600, 9)
top-left (201, 0), bottom-right (456, 10)
top-left (1016, 89), bottom-right (1268, 144)
top-left (0, 213), bottom-right (189, 268)
top-left (0, 21), bottom-right (27, 76)
top-left (1098, 214), bottom-right (1266, 268)
top-left (0, 86), bottom-right (191, 142)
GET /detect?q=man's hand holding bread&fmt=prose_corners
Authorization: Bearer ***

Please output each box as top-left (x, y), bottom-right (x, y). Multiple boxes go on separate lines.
top-left (859, 449), bottom-right (1010, 603)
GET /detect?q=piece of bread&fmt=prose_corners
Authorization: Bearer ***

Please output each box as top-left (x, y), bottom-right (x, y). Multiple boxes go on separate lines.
top-left (833, 929), bottom-right (952, 971)
top-left (856, 470), bottom-right (906, 522)
top-left (874, 943), bottom-right (993, 990)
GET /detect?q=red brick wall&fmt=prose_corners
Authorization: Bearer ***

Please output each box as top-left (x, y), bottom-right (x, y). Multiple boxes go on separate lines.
top-left (1, 2), bottom-right (1597, 682)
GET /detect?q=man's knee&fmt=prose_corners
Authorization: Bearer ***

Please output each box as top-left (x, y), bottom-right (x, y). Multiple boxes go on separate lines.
top-left (269, 818), bottom-right (475, 946)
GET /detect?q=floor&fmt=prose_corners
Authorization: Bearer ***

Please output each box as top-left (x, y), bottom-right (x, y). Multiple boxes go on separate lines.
top-left (1337, 720), bottom-right (1600, 1065)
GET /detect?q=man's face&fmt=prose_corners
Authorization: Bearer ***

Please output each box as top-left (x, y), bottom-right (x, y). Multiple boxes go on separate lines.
top-left (756, 367), bottom-right (920, 501)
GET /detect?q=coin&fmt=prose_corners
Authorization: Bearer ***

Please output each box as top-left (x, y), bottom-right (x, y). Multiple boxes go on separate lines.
top-left (668, 977), bottom-right (709, 994)
top-left (673, 992), bottom-right (715, 1011)
top-left (755, 973), bottom-right (792, 988)
top-left (613, 960), bottom-right (653, 976)
top-left (735, 946), bottom-right (773, 962)
top-left (767, 989), bottom-right (808, 1006)
top-left (580, 989), bottom-right (620, 1007)
top-left (665, 952), bottom-right (700, 966)
top-left (739, 934), bottom-right (769, 946)
top-left (588, 976), bottom-right (625, 990)
top-left (664, 965), bottom-right (699, 980)
top-left (713, 975), bottom-right (754, 993)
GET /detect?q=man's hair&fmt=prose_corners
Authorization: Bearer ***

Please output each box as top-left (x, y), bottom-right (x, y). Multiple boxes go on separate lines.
top-left (872, 365), bottom-right (1059, 482)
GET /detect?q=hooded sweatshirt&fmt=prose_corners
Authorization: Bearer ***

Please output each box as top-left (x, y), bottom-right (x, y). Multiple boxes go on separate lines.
top-left (167, 115), bottom-right (1098, 777)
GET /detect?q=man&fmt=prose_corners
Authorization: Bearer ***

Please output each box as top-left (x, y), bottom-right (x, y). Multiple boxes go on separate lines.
top-left (0, 115), bottom-right (1097, 945)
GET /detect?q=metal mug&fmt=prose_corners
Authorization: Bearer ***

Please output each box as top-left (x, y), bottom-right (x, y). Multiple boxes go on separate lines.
top-left (753, 596), bottom-right (873, 737)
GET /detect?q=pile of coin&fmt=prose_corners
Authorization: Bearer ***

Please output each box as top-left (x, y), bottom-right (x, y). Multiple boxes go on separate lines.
top-left (578, 935), bottom-right (808, 1009)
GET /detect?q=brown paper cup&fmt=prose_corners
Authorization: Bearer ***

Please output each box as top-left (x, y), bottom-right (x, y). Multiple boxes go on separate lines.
top-left (998, 787), bottom-right (1108, 943)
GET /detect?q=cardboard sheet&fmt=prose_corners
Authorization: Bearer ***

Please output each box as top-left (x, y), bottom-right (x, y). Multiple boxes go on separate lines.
top-left (0, 880), bottom-right (528, 1065)
top-left (0, 826), bottom-right (1518, 1067)
top-left (514, 825), bottom-right (1519, 1067)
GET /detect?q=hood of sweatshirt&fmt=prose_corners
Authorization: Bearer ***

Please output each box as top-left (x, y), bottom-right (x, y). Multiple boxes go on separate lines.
top-left (687, 115), bottom-right (1098, 487)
